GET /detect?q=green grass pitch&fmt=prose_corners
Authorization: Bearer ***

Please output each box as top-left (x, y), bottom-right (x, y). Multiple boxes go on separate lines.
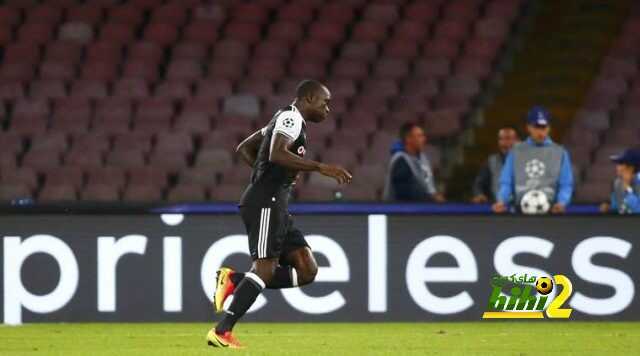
top-left (1, 322), bottom-right (639, 355)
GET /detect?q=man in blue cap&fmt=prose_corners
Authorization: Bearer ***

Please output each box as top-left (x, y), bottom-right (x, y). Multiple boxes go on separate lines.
top-left (600, 148), bottom-right (640, 214)
top-left (492, 106), bottom-right (574, 213)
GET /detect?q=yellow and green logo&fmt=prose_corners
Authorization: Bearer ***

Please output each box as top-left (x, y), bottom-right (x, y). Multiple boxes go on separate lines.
top-left (482, 274), bottom-right (573, 319)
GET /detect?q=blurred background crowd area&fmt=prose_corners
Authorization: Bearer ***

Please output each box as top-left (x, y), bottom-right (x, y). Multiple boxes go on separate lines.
top-left (0, 0), bottom-right (637, 204)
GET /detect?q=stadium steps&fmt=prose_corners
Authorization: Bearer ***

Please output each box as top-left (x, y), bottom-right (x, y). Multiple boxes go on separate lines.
top-left (446, 0), bottom-right (632, 201)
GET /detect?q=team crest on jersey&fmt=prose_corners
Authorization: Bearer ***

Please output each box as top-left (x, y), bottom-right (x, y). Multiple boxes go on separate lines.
top-left (297, 146), bottom-right (306, 156)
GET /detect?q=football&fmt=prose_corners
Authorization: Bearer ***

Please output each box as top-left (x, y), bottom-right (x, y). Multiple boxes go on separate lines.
top-left (536, 277), bottom-right (554, 295)
top-left (520, 190), bottom-right (550, 215)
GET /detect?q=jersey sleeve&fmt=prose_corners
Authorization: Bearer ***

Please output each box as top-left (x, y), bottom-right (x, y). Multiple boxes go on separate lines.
top-left (272, 111), bottom-right (303, 140)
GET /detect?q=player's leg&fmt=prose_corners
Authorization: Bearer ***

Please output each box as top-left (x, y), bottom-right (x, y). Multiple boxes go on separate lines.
top-left (209, 206), bottom-right (285, 348)
top-left (273, 225), bottom-right (317, 287)
top-left (282, 246), bottom-right (318, 286)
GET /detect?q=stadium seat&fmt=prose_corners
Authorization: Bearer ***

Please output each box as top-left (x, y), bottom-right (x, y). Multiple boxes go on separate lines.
top-left (123, 184), bottom-right (163, 201)
top-left (39, 183), bottom-right (78, 201)
top-left (82, 183), bottom-right (120, 201)
top-left (1, 168), bottom-right (38, 191)
top-left (168, 184), bottom-right (208, 202)
top-left (128, 166), bottom-right (168, 188)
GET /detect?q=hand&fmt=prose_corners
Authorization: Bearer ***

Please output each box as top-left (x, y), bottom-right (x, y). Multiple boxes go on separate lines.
top-left (492, 201), bottom-right (507, 213)
top-left (318, 163), bottom-right (352, 184)
top-left (471, 194), bottom-right (488, 204)
top-left (599, 202), bottom-right (610, 213)
top-left (433, 193), bottom-right (446, 203)
top-left (550, 203), bottom-right (566, 214)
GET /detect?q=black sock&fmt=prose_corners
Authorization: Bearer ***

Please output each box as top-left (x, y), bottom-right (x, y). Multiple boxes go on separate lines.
top-left (230, 267), bottom-right (296, 289)
top-left (216, 273), bottom-right (264, 334)
top-left (230, 272), bottom-right (244, 285)
top-left (266, 266), bottom-right (297, 289)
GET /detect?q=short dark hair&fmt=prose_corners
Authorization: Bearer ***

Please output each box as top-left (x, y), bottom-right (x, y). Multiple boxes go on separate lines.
top-left (399, 121), bottom-right (421, 141)
top-left (499, 125), bottom-right (521, 139)
top-left (296, 79), bottom-right (325, 99)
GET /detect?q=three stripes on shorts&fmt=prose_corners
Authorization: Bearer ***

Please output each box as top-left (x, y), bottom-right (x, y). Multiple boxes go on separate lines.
top-left (258, 208), bottom-right (271, 258)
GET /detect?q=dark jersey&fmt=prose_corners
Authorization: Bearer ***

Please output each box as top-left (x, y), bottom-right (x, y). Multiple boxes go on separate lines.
top-left (239, 105), bottom-right (307, 207)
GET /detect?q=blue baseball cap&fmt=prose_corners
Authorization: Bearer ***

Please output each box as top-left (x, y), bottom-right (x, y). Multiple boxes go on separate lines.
top-left (611, 148), bottom-right (640, 168)
top-left (526, 106), bottom-right (551, 127)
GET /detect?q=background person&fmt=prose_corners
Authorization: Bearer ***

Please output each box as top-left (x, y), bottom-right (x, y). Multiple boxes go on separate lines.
top-left (600, 148), bottom-right (640, 214)
top-left (471, 126), bottom-right (520, 203)
top-left (383, 122), bottom-right (445, 202)
top-left (492, 106), bottom-right (573, 214)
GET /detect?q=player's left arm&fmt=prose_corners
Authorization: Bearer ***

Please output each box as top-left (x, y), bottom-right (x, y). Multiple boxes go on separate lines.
top-left (236, 129), bottom-right (264, 167)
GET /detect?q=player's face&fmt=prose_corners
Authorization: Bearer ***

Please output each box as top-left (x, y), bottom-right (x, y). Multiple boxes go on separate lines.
top-left (527, 124), bottom-right (549, 143)
top-left (307, 87), bottom-right (331, 123)
top-left (497, 129), bottom-right (518, 153)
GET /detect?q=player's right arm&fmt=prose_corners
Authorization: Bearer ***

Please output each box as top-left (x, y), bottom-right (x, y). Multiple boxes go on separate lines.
top-left (270, 133), bottom-right (352, 184)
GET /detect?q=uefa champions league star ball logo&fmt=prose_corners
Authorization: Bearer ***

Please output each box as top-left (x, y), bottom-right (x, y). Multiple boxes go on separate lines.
top-left (283, 117), bottom-right (295, 128)
top-left (525, 159), bottom-right (545, 179)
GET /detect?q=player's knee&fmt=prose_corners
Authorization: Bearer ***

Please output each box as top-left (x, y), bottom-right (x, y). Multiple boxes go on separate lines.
top-left (253, 259), bottom-right (278, 285)
top-left (297, 264), bottom-right (317, 286)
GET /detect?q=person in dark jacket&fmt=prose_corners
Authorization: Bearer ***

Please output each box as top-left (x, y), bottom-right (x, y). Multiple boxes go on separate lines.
top-left (471, 126), bottom-right (520, 203)
top-left (383, 122), bottom-right (445, 202)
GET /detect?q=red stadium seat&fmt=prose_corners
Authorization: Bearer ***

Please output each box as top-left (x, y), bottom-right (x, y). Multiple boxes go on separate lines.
top-left (67, 4), bottom-right (105, 25)
top-left (39, 183), bottom-right (78, 201)
top-left (168, 184), bottom-right (208, 202)
top-left (183, 20), bottom-right (219, 44)
top-left (0, 63), bottom-right (35, 81)
top-left (340, 41), bottom-right (379, 62)
top-left (112, 78), bottom-right (150, 99)
top-left (179, 167), bottom-right (218, 185)
top-left (404, 2), bottom-right (440, 22)
top-left (128, 166), bottom-right (168, 188)
top-left (174, 113), bottom-right (211, 134)
top-left (100, 22), bottom-right (135, 44)
top-left (82, 60), bottom-right (119, 81)
top-left (151, 3), bottom-right (188, 26)
top-left (82, 184), bottom-right (120, 201)
top-left (65, 148), bottom-right (104, 169)
top-left (123, 184), bottom-right (163, 201)
top-left (0, 183), bottom-right (32, 201)
top-left (167, 59), bottom-right (203, 82)
top-left (267, 21), bottom-right (304, 44)
top-left (144, 23), bottom-right (179, 46)
top-left (71, 80), bottom-right (109, 99)
top-left (107, 149), bottom-right (146, 168)
top-left (123, 59), bottom-right (159, 82)
top-left (0, 81), bottom-right (26, 99)
top-left (155, 81), bottom-right (192, 99)
top-left (109, 4), bottom-right (145, 26)
top-left (128, 41), bottom-right (164, 63)
top-left (45, 41), bottom-right (83, 63)
top-left (22, 149), bottom-right (63, 171)
top-left (195, 149), bottom-right (233, 169)
top-left (1, 168), bottom-right (38, 191)
top-left (172, 42), bottom-right (208, 60)
top-left (30, 80), bottom-right (67, 99)
top-left (352, 22), bottom-right (388, 42)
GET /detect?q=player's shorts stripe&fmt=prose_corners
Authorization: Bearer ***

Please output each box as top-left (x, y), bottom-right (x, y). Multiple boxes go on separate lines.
top-left (257, 208), bottom-right (263, 258)
top-left (262, 208), bottom-right (271, 258)
top-left (258, 208), bottom-right (266, 258)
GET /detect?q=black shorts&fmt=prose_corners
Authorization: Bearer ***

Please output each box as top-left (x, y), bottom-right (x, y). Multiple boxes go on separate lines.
top-left (239, 205), bottom-right (309, 261)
